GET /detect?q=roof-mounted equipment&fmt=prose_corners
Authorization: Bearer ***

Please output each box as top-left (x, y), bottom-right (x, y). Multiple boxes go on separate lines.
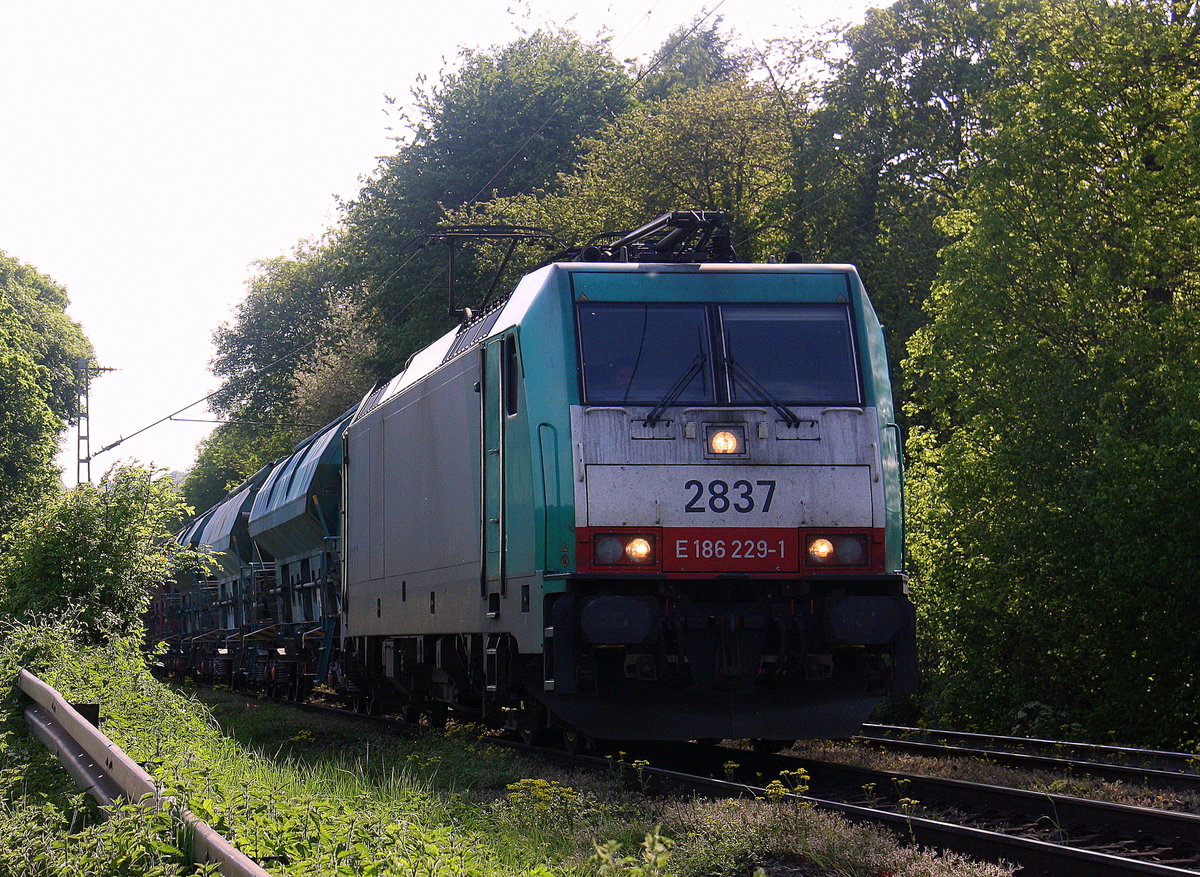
top-left (570, 211), bottom-right (736, 264)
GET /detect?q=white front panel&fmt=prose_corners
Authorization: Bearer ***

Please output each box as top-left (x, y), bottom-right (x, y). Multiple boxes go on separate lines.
top-left (585, 464), bottom-right (874, 528)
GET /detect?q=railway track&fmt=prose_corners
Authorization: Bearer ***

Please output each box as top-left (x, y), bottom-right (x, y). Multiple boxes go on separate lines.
top-left (856, 725), bottom-right (1200, 794)
top-left (509, 739), bottom-right (1200, 876)
top-left (183, 687), bottom-right (1200, 875)
top-left (720, 744), bottom-right (1200, 874)
top-left (865, 723), bottom-right (1200, 774)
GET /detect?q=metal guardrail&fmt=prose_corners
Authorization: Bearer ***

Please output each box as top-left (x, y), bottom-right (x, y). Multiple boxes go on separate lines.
top-left (18, 669), bottom-right (272, 877)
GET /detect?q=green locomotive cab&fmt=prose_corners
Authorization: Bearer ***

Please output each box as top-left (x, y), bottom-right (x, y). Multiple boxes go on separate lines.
top-left (528, 264), bottom-right (913, 739)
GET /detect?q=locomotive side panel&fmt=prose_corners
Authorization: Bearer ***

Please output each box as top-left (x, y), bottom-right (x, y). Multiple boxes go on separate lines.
top-left (853, 275), bottom-right (905, 573)
top-left (344, 354), bottom-right (484, 638)
top-left (480, 331), bottom-right (543, 652)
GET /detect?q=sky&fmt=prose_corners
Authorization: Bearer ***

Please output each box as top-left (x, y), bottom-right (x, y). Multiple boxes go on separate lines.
top-left (0, 0), bottom-right (875, 486)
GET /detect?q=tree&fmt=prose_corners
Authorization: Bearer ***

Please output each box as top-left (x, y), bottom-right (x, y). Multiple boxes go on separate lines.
top-left (634, 17), bottom-right (747, 101)
top-left (289, 291), bottom-right (379, 428)
top-left (0, 466), bottom-right (208, 643)
top-left (0, 308), bottom-right (59, 535)
top-left (462, 82), bottom-right (798, 262)
top-left (906, 0), bottom-right (1200, 745)
top-left (209, 248), bottom-right (341, 418)
top-left (339, 29), bottom-right (632, 375)
top-left (790, 0), bottom-right (1007, 374)
top-left (0, 251), bottom-right (94, 535)
top-left (0, 250), bottom-right (93, 422)
top-left (196, 247), bottom-right (346, 507)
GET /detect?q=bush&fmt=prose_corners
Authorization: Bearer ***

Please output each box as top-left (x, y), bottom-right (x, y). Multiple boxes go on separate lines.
top-left (0, 465), bottom-right (209, 644)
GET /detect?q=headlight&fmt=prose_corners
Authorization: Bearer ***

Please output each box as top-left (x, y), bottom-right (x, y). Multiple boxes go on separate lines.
top-left (593, 534), bottom-right (656, 566)
top-left (706, 424), bottom-right (745, 456)
top-left (709, 429), bottom-right (741, 454)
top-left (625, 537), bottom-right (653, 562)
top-left (808, 537), bottom-right (835, 562)
top-left (806, 534), bottom-right (868, 566)
top-left (595, 536), bottom-right (625, 564)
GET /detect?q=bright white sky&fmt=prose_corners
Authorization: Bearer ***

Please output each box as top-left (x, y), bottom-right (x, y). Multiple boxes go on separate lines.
top-left (0, 0), bottom-right (874, 486)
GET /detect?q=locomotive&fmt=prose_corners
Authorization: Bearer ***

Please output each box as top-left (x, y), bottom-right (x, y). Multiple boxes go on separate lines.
top-left (152, 212), bottom-right (916, 744)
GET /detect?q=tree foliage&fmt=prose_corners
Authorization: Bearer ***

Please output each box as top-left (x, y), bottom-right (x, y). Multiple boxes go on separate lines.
top-left (906, 0), bottom-right (1200, 744)
top-left (634, 17), bottom-right (748, 101)
top-left (0, 307), bottom-right (60, 535)
top-left (0, 251), bottom-right (93, 535)
top-left (0, 250), bottom-right (94, 421)
top-left (342, 29), bottom-right (633, 375)
top-left (788, 0), bottom-right (1007, 374)
top-left (210, 249), bottom-right (341, 418)
top-left (289, 291), bottom-right (380, 428)
top-left (461, 82), bottom-right (798, 262)
top-left (0, 466), bottom-right (209, 644)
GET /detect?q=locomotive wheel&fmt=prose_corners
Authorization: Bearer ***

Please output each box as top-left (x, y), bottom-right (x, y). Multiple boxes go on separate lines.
top-left (352, 684), bottom-right (376, 715)
top-left (515, 703), bottom-right (552, 746)
top-left (292, 677), bottom-right (313, 703)
top-left (519, 727), bottom-right (553, 747)
top-left (561, 729), bottom-right (589, 755)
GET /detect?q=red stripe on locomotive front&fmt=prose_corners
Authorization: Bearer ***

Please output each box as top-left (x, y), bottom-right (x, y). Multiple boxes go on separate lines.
top-left (575, 527), bottom-right (886, 576)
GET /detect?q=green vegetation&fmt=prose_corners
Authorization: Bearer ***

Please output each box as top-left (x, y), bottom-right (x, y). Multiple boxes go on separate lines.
top-left (0, 618), bottom-right (1009, 876)
top-left (0, 250), bottom-right (93, 536)
top-left (0, 623), bottom-right (196, 875)
top-left (0, 465), bottom-right (207, 644)
top-left (905, 0), bottom-right (1200, 745)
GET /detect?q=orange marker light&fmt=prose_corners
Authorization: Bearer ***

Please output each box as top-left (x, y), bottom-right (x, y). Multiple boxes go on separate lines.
top-left (625, 537), bottom-right (653, 562)
top-left (808, 537), bottom-right (835, 563)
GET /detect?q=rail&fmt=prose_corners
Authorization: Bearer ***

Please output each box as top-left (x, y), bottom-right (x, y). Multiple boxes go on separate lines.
top-left (17, 669), bottom-right (272, 877)
top-left (488, 738), bottom-right (1200, 877)
top-left (856, 730), bottom-right (1200, 792)
top-left (864, 722), bottom-right (1200, 772)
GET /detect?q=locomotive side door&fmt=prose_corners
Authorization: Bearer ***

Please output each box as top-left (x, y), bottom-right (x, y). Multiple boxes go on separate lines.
top-left (481, 335), bottom-right (512, 609)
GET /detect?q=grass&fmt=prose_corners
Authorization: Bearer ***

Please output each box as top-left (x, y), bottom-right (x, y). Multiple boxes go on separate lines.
top-left (0, 620), bottom-right (1015, 876)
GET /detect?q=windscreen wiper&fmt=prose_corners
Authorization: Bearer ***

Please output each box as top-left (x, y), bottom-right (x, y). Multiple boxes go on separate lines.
top-left (725, 357), bottom-right (802, 428)
top-left (643, 355), bottom-right (706, 428)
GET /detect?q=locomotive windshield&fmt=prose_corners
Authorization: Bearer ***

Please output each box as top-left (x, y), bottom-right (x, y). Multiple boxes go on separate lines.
top-left (577, 303), bottom-right (716, 405)
top-left (722, 304), bottom-right (860, 405)
top-left (578, 301), bottom-right (860, 406)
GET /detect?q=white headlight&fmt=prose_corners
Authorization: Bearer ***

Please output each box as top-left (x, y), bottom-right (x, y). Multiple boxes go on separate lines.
top-left (808, 538), bottom-right (835, 563)
top-left (709, 429), bottom-right (741, 454)
top-left (595, 536), bottom-right (624, 564)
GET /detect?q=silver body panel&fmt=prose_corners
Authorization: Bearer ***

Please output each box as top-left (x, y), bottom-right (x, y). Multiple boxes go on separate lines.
top-left (343, 355), bottom-right (484, 637)
top-left (571, 405), bottom-right (885, 530)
